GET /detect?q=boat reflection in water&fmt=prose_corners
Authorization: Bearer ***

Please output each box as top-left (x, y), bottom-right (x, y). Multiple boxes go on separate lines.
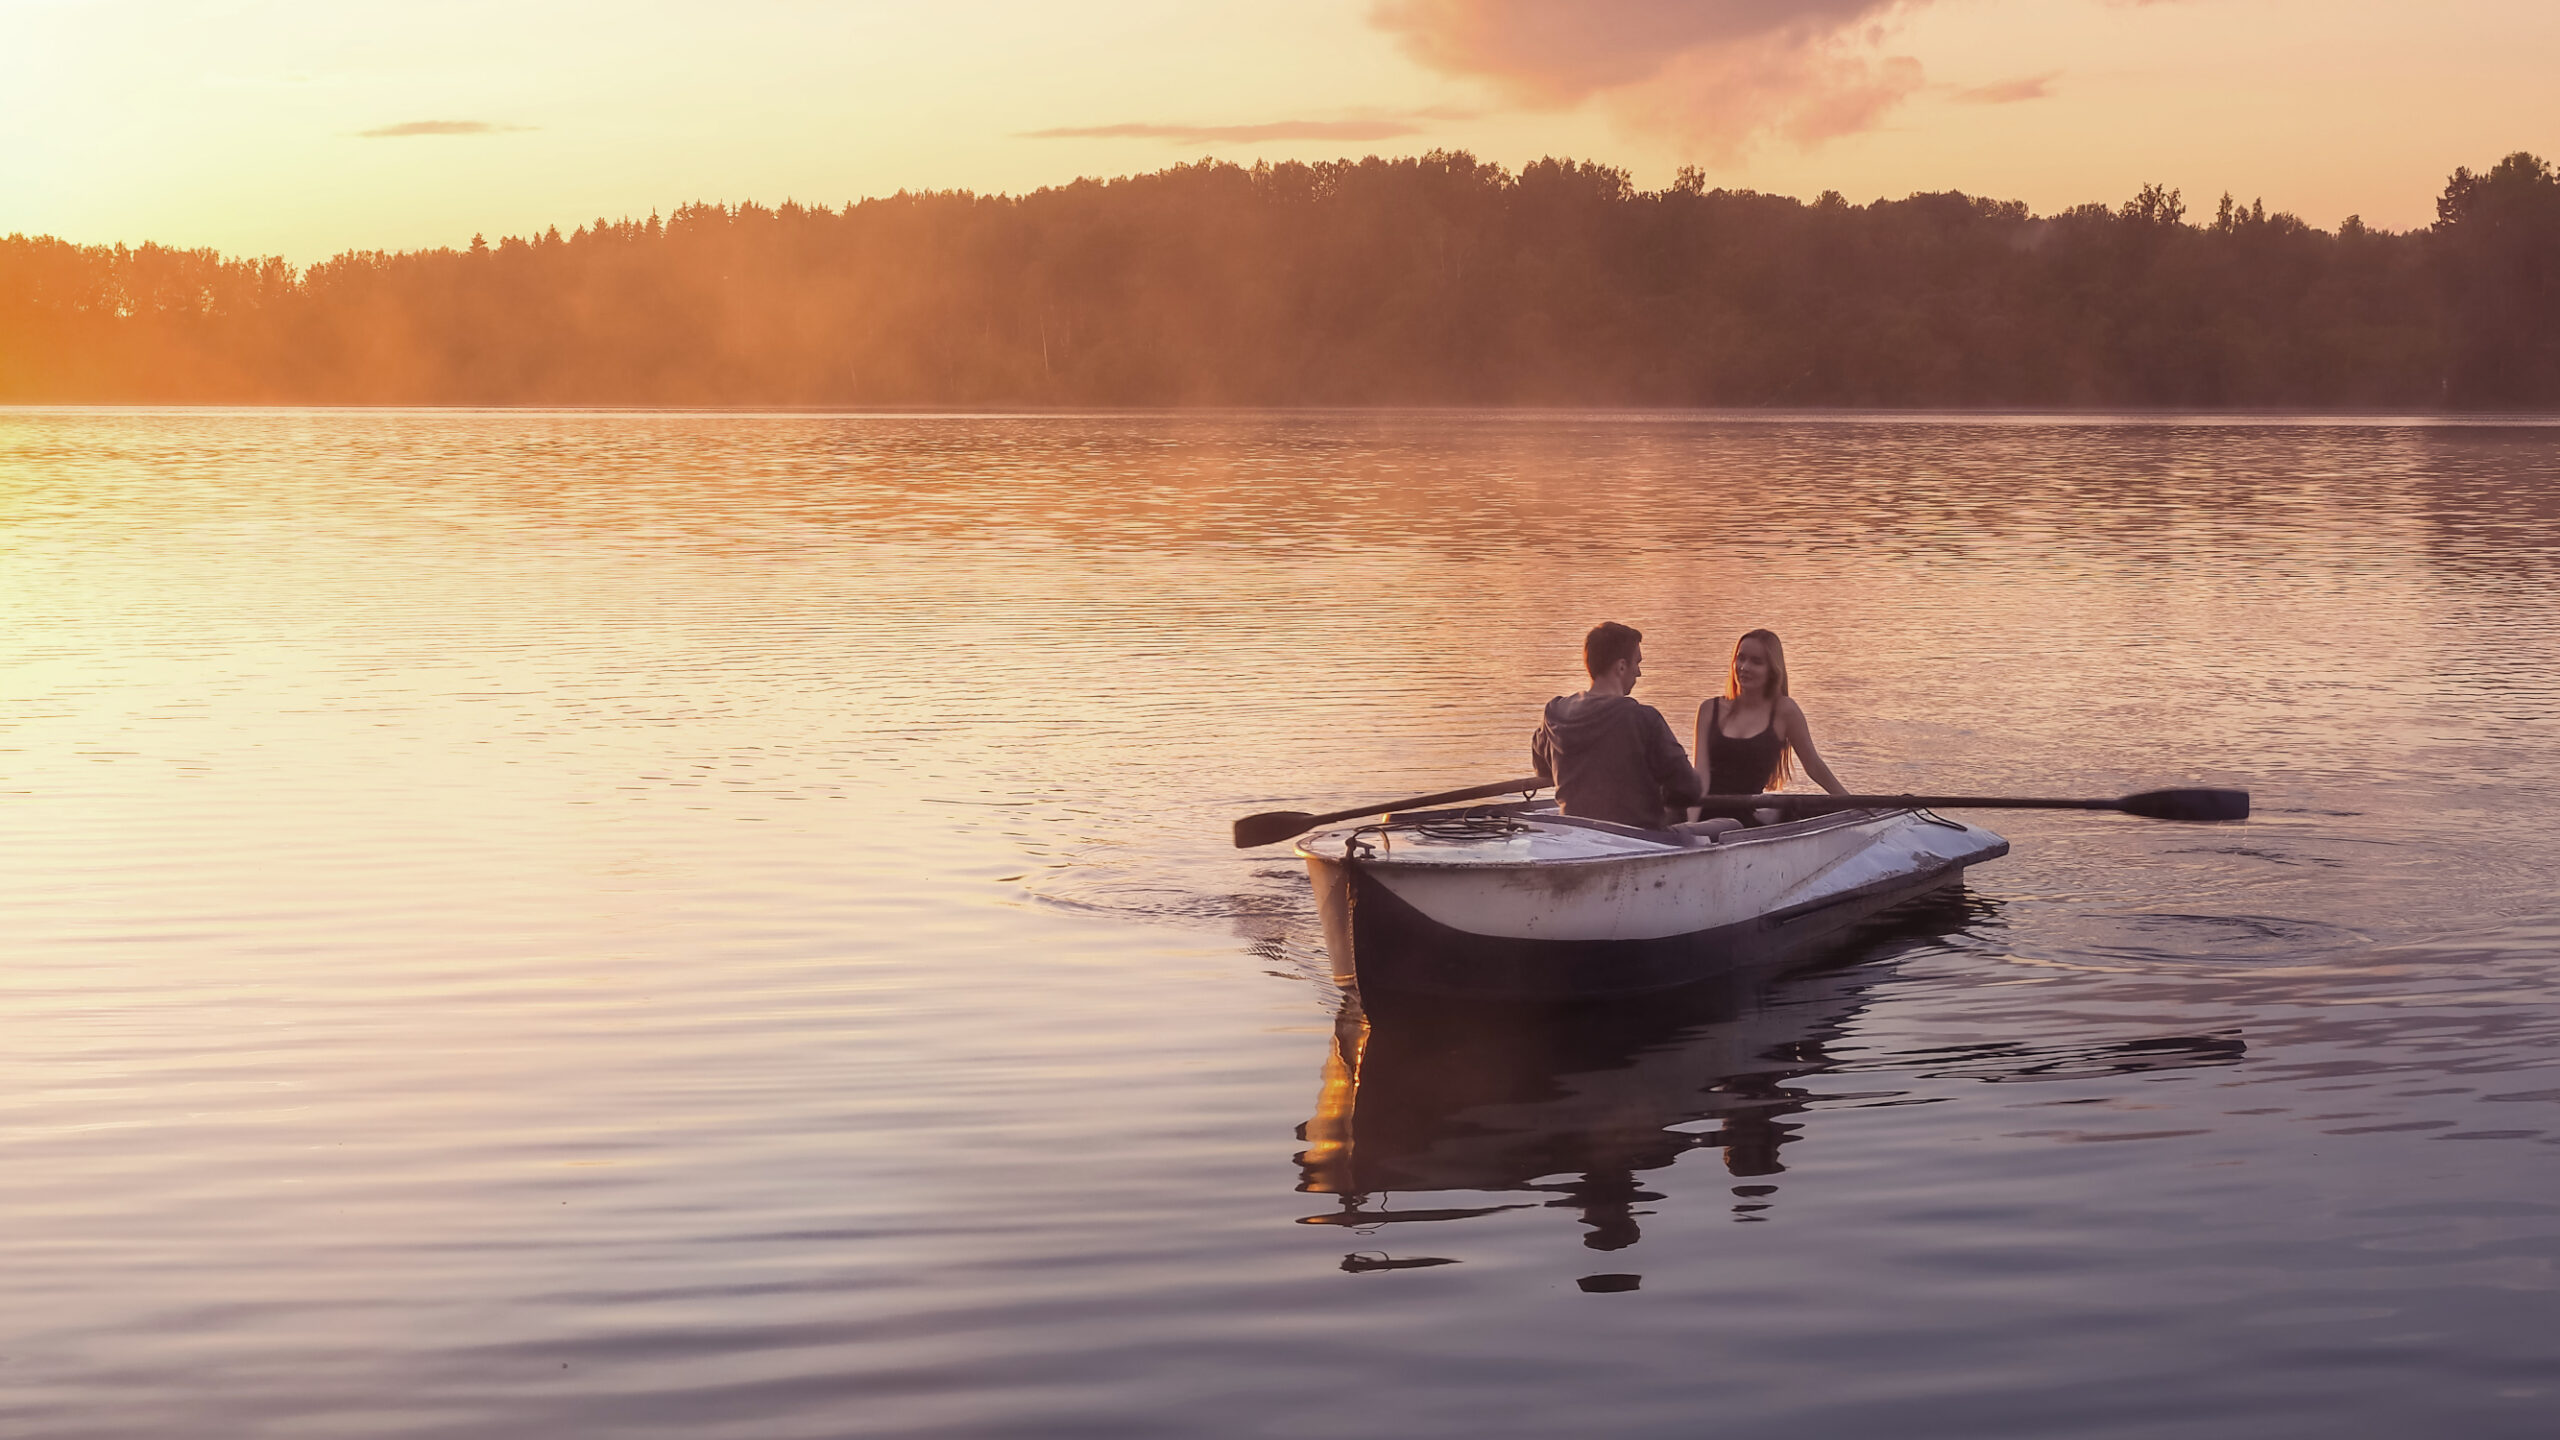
top-left (1296, 894), bottom-right (2245, 1278)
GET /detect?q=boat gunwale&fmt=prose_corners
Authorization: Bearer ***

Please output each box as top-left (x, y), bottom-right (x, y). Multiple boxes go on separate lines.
top-left (1298, 805), bottom-right (1926, 872)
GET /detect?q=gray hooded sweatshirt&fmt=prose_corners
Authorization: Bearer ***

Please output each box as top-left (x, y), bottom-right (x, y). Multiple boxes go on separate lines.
top-left (1530, 692), bottom-right (1705, 830)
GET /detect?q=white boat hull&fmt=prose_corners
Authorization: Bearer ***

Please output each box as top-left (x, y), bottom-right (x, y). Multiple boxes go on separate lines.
top-left (1297, 806), bottom-right (2007, 1001)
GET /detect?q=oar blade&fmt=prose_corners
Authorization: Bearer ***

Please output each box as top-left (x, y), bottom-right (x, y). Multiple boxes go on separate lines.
top-left (2117, 788), bottom-right (2250, 822)
top-left (1234, 810), bottom-right (1318, 849)
top-left (1231, 777), bottom-right (1546, 848)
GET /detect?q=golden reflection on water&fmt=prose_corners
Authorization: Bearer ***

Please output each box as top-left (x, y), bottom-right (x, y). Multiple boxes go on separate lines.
top-left (5, 410), bottom-right (2560, 1437)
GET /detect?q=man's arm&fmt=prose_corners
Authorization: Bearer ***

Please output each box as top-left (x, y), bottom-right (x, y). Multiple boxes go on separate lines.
top-left (1646, 709), bottom-right (1704, 805)
top-left (1531, 723), bottom-right (1556, 783)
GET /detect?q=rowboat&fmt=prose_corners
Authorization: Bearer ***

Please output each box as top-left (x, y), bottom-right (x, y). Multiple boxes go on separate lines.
top-left (1295, 801), bottom-right (2008, 1002)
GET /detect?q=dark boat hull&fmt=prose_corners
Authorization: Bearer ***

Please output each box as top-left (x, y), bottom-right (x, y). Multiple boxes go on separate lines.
top-left (1300, 808), bottom-right (2008, 1003)
top-left (1311, 849), bottom-right (1980, 1002)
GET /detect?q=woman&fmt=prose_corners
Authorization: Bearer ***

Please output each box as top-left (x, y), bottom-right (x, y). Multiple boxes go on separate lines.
top-left (1695, 628), bottom-right (1848, 803)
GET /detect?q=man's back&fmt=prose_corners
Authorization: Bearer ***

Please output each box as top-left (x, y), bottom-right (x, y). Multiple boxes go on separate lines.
top-left (1531, 691), bottom-right (1703, 830)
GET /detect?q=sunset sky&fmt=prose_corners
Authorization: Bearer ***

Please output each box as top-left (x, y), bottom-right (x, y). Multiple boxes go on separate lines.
top-left (5, 0), bottom-right (2556, 262)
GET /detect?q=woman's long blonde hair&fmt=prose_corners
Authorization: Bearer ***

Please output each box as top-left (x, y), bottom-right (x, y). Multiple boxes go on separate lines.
top-left (1722, 628), bottom-right (1794, 789)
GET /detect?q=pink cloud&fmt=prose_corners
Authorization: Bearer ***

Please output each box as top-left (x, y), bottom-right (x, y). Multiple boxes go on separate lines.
top-left (1369, 0), bottom-right (1926, 157)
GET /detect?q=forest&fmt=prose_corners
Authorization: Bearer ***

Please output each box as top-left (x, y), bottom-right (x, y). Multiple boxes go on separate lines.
top-left (3, 150), bottom-right (2556, 407)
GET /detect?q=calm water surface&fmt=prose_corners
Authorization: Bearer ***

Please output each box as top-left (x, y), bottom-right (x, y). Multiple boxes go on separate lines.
top-left (3, 410), bottom-right (2558, 1437)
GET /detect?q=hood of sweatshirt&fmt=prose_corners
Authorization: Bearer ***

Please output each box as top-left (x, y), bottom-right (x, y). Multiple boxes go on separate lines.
top-left (1542, 690), bottom-right (1649, 737)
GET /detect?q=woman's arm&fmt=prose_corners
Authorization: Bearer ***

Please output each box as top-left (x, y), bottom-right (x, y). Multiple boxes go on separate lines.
top-left (1779, 698), bottom-right (1848, 795)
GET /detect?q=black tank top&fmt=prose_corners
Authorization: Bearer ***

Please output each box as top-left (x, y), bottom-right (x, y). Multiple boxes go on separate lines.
top-left (1704, 697), bottom-right (1784, 794)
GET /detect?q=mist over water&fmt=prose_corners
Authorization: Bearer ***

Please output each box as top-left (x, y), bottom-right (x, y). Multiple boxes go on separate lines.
top-left (4, 409), bottom-right (2558, 1437)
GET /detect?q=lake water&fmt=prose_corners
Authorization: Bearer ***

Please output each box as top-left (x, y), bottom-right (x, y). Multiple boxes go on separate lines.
top-left (4, 409), bottom-right (2558, 1438)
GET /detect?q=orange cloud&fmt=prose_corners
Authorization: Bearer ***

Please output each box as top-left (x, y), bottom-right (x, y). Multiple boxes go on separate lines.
top-left (358, 120), bottom-right (530, 139)
top-left (1023, 117), bottom-right (1437, 144)
top-left (1954, 72), bottom-right (2061, 104)
top-left (1369, 0), bottom-right (1925, 159)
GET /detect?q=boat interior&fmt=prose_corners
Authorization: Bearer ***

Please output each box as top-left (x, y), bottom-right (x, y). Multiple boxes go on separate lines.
top-left (1378, 797), bottom-right (1908, 850)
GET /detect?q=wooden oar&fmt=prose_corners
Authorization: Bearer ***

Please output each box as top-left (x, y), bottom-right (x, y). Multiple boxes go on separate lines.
top-left (1232, 776), bottom-right (1546, 849)
top-left (1699, 787), bottom-right (2249, 823)
top-left (1236, 781), bottom-right (2246, 848)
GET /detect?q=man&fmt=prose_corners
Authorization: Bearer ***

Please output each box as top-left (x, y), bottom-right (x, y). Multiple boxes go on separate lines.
top-left (1531, 621), bottom-right (1704, 830)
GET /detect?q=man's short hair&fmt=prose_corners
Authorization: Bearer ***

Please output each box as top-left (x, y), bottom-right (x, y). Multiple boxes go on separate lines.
top-left (1585, 621), bottom-right (1643, 680)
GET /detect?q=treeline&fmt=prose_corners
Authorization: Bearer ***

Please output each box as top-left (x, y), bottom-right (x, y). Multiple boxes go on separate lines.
top-left (5, 150), bottom-right (2557, 406)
